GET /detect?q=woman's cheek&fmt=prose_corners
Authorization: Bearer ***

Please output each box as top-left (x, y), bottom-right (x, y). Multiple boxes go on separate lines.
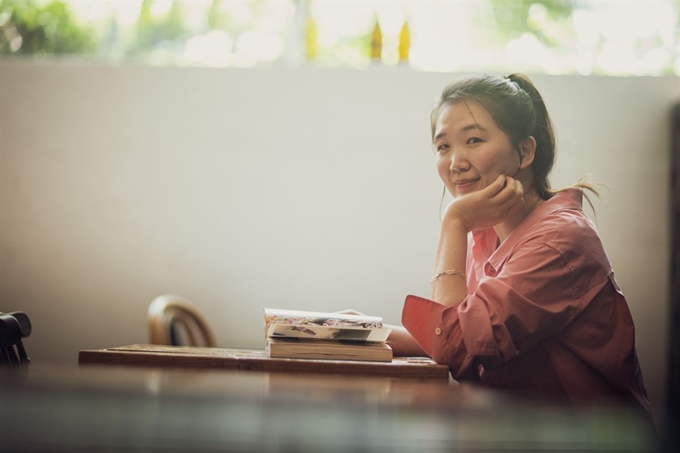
top-left (436, 164), bottom-right (449, 184)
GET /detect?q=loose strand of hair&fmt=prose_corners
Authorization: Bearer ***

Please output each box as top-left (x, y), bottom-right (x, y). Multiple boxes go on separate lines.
top-left (549, 175), bottom-right (606, 217)
top-left (438, 185), bottom-right (446, 222)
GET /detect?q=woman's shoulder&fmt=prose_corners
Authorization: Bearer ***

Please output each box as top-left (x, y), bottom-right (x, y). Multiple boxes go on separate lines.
top-left (529, 189), bottom-right (599, 240)
top-left (508, 201), bottom-right (612, 298)
top-left (523, 195), bottom-right (611, 271)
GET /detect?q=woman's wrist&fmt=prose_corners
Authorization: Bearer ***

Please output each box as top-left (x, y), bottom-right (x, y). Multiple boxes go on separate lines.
top-left (386, 325), bottom-right (427, 357)
top-left (440, 214), bottom-right (471, 236)
top-left (432, 214), bottom-right (469, 306)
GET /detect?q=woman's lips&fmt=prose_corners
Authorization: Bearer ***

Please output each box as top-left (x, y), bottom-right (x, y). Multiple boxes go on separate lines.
top-left (454, 179), bottom-right (479, 193)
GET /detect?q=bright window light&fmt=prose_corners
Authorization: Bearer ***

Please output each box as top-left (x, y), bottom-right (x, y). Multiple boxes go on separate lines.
top-left (0, 0), bottom-right (677, 76)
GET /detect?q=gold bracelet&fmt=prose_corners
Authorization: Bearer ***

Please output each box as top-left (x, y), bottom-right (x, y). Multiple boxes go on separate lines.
top-left (430, 270), bottom-right (467, 284)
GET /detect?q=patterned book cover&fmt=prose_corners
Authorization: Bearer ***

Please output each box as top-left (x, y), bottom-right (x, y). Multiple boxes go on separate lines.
top-left (264, 308), bottom-right (391, 343)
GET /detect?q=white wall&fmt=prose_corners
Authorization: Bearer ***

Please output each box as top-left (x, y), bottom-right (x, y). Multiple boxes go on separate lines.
top-left (1, 62), bottom-right (677, 427)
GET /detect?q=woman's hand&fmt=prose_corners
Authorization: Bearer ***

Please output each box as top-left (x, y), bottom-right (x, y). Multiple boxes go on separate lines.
top-left (444, 175), bottom-right (525, 232)
top-left (387, 326), bottom-right (427, 357)
top-left (336, 310), bottom-right (427, 357)
top-left (335, 309), bottom-right (365, 316)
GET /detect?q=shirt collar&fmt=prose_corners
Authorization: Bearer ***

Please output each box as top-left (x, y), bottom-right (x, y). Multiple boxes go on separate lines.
top-left (473, 188), bottom-right (584, 273)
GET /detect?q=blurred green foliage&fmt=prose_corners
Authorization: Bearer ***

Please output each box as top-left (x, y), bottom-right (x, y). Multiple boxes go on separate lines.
top-left (130, 0), bottom-right (185, 55)
top-left (487, 0), bottom-right (574, 47)
top-left (0, 0), bottom-right (95, 55)
top-left (206, 0), bottom-right (276, 35)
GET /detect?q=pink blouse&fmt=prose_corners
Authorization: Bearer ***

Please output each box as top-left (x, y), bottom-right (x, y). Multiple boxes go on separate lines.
top-left (402, 189), bottom-right (652, 418)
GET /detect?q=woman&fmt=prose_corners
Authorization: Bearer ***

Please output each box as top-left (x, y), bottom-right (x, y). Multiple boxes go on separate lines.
top-left (388, 73), bottom-right (652, 421)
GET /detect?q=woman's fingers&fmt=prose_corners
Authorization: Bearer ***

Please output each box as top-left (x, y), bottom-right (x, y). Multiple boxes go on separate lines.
top-left (483, 174), bottom-right (507, 197)
top-left (490, 176), bottom-right (523, 204)
top-left (445, 174), bottom-right (526, 231)
top-left (335, 309), bottom-right (364, 316)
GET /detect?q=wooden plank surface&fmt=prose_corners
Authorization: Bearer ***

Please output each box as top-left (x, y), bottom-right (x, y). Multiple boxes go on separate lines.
top-left (2, 363), bottom-right (657, 452)
top-left (78, 344), bottom-right (450, 381)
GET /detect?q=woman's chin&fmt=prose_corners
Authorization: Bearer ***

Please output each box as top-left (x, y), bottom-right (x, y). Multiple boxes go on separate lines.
top-left (455, 183), bottom-right (480, 196)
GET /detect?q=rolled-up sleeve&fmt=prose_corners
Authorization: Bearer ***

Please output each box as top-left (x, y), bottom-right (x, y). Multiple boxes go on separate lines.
top-left (402, 295), bottom-right (480, 380)
top-left (402, 238), bottom-right (610, 381)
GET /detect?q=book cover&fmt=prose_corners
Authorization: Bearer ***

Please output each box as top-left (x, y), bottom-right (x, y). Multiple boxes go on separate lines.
top-left (265, 337), bottom-right (393, 362)
top-left (264, 308), bottom-right (391, 342)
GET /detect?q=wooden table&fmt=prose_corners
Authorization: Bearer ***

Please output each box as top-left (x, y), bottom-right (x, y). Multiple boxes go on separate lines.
top-left (0, 363), bottom-right (656, 452)
top-left (78, 344), bottom-right (451, 381)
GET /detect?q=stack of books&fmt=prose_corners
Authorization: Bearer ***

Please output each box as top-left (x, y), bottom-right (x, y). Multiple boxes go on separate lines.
top-left (264, 308), bottom-right (393, 362)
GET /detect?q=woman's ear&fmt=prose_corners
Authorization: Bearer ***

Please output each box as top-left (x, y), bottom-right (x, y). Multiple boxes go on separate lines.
top-left (518, 136), bottom-right (536, 169)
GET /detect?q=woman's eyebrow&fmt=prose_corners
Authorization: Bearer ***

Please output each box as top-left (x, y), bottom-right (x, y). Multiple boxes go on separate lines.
top-left (461, 123), bottom-right (487, 133)
top-left (434, 123), bottom-right (487, 142)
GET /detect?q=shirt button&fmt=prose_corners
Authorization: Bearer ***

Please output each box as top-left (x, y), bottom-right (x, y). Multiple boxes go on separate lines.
top-left (435, 327), bottom-right (442, 335)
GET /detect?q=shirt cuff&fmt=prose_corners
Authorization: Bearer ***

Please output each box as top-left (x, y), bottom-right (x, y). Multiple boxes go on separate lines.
top-left (402, 294), bottom-right (480, 381)
top-left (401, 294), bottom-right (448, 354)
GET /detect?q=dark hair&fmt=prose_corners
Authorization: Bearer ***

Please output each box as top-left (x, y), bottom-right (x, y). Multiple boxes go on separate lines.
top-left (430, 73), bottom-right (599, 203)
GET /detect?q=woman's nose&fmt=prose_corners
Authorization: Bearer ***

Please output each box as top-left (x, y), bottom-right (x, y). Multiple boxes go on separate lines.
top-left (449, 148), bottom-right (470, 172)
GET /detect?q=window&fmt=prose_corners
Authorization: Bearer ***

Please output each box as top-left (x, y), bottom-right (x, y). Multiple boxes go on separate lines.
top-left (1, 0), bottom-right (678, 76)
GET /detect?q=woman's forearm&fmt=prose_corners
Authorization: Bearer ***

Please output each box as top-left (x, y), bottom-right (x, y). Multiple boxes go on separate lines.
top-left (431, 218), bottom-right (468, 306)
top-left (386, 324), bottom-right (427, 357)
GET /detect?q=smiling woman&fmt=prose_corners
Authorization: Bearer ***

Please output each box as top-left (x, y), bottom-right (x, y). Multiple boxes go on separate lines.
top-left (433, 102), bottom-right (529, 199)
top-left (379, 73), bottom-right (656, 435)
top-left (431, 74), bottom-right (563, 201)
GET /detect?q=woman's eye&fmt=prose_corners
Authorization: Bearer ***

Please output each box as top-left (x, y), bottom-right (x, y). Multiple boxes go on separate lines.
top-left (466, 137), bottom-right (482, 145)
top-left (436, 144), bottom-right (449, 153)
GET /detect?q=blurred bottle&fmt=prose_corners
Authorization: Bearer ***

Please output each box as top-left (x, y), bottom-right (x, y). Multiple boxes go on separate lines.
top-left (398, 20), bottom-right (410, 64)
top-left (305, 11), bottom-right (318, 62)
top-left (370, 17), bottom-right (382, 62)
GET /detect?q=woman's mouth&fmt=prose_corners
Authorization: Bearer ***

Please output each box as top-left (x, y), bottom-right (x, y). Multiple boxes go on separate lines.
top-left (454, 179), bottom-right (479, 194)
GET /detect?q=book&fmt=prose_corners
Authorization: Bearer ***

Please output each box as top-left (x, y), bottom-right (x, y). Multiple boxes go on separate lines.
top-left (265, 337), bottom-right (393, 362)
top-left (263, 308), bottom-right (393, 362)
top-left (264, 308), bottom-right (391, 342)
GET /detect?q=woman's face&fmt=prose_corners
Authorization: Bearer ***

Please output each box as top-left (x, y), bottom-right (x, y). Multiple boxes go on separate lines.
top-left (433, 101), bottom-right (521, 198)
